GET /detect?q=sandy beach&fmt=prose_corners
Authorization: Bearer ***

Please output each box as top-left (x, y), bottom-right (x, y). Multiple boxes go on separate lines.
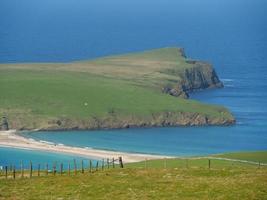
top-left (0, 130), bottom-right (171, 163)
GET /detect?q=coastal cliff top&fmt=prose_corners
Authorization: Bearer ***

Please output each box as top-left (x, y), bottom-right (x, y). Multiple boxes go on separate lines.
top-left (0, 48), bottom-right (213, 90)
top-left (0, 48), bottom-right (235, 130)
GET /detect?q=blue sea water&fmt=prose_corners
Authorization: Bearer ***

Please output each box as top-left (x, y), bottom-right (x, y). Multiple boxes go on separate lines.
top-left (0, 0), bottom-right (267, 164)
top-left (0, 147), bottom-right (97, 170)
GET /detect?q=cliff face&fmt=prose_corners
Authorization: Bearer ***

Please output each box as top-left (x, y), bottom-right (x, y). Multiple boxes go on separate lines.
top-left (15, 111), bottom-right (235, 131)
top-left (1, 116), bottom-right (9, 130)
top-left (181, 62), bottom-right (223, 92)
top-left (163, 49), bottom-right (223, 98)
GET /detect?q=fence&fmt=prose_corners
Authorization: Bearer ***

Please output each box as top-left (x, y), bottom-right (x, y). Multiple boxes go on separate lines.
top-left (128, 156), bottom-right (267, 170)
top-left (1, 156), bottom-right (266, 180)
top-left (0, 156), bottom-right (124, 180)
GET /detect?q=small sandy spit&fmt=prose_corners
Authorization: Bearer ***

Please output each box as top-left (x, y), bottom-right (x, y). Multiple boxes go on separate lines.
top-left (0, 130), bottom-right (170, 163)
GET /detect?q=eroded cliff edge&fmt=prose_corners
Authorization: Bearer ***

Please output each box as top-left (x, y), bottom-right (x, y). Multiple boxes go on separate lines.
top-left (162, 48), bottom-right (223, 98)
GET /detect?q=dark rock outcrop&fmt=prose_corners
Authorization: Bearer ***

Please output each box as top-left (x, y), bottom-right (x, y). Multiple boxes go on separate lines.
top-left (181, 61), bottom-right (223, 92)
top-left (162, 85), bottom-right (189, 99)
top-left (1, 116), bottom-right (9, 130)
top-left (163, 49), bottom-right (223, 98)
top-left (32, 110), bottom-right (235, 131)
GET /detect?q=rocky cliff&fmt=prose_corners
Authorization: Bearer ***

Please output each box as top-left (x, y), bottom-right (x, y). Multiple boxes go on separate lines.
top-left (13, 110), bottom-right (235, 131)
top-left (162, 49), bottom-right (223, 98)
top-left (1, 116), bottom-right (9, 130)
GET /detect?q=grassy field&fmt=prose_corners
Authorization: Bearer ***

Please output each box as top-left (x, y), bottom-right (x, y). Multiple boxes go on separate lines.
top-left (126, 151), bottom-right (267, 169)
top-left (0, 48), bottom-right (234, 129)
top-left (214, 151), bottom-right (267, 163)
top-left (0, 151), bottom-right (266, 200)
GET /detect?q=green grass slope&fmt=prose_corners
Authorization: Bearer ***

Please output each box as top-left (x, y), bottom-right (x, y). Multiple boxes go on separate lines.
top-left (214, 151), bottom-right (267, 163)
top-left (1, 152), bottom-right (267, 200)
top-left (1, 168), bottom-right (266, 200)
top-left (0, 48), bottom-right (234, 130)
top-left (126, 151), bottom-right (267, 169)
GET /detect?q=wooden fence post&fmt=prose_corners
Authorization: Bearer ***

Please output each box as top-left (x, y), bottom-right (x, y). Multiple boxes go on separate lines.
top-left (38, 164), bottom-right (40, 177)
top-left (96, 161), bottom-right (99, 171)
top-left (102, 159), bottom-right (104, 171)
top-left (81, 160), bottom-right (84, 174)
top-left (119, 157), bottom-right (124, 168)
top-left (30, 161), bottom-right (33, 178)
top-left (112, 158), bottom-right (115, 168)
top-left (60, 163), bottom-right (63, 175)
top-left (208, 159), bottom-right (211, 169)
top-left (53, 162), bottom-right (56, 176)
top-left (74, 159), bottom-right (77, 175)
top-left (20, 161), bottom-right (24, 178)
top-left (46, 163), bottom-right (49, 176)
top-left (89, 160), bottom-right (92, 173)
top-left (68, 162), bottom-right (70, 176)
top-left (107, 158), bottom-right (110, 169)
top-left (13, 167), bottom-right (16, 179)
top-left (5, 166), bottom-right (7, 179)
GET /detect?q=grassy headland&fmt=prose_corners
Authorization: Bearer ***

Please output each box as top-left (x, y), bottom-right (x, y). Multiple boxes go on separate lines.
top-left (0, 48), bottom-right (235, 130)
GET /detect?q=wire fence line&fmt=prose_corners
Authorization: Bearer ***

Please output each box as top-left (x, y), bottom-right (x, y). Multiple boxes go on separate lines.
top-left (200, 156), bottom-right (267, 166)
top-left (139, 156), bottom-right (267, 170)
top-left (165, 156), bottom-right (267, 166)
top-left (0, 157), bottom-right (124, 180)
top-left (1, 156), bottom-right (266, 180)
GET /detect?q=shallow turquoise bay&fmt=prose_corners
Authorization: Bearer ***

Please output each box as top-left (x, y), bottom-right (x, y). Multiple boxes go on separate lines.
top-left (0, 147), bottom-right (97, 170)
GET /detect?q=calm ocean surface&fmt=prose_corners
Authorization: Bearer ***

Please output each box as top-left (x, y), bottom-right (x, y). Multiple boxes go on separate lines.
top-left (0, 0), bottom-right (267, 165)
top-left (0, 147), bottom-right (97, 169)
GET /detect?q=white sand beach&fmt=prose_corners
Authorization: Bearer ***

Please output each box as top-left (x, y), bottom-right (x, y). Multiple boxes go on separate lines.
top-left (0, 130), bottom-right (171, 163)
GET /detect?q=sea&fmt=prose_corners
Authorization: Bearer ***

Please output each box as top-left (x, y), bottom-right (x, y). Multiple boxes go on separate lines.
top-left (0, 0), bottom-right (267, 167)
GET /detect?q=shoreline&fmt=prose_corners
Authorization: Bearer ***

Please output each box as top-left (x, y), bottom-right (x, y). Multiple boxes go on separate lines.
top-left (0, 130), bottom-right (172, 163)
top-left (12, 112), bottom-right (235, 131)
top-left (22, 119), bottom-right (235, 132)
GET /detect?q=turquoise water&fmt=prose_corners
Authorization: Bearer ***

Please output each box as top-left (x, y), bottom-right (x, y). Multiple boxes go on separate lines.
top-left (0, 147), bottom-right (97, 169)
top-left (0, 0), bottom-right (267, 164)
top-left (22, 125), bottom-right (266, 157)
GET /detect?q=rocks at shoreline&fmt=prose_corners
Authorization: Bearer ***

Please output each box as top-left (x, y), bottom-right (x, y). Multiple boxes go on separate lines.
top-left (16, 111), bottom-right (235, 131)
top-left (1, 116), bottom-right (9, 131)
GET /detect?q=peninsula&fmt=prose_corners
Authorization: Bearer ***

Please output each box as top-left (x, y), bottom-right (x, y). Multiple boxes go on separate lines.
top-left (0, 47), bottom-right (235, 130)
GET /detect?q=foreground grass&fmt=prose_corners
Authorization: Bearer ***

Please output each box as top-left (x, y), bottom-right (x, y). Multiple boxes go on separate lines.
top-left (0, 168), bottom-right (266, 200)
top-left (0, 151), bottom-right (267, 200)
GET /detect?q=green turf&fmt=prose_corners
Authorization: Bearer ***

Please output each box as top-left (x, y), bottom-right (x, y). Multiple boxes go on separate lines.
top-left (0, 70), bottom-right (229, 118)
top-left (126, 151), bottom-right (267, 169)
top-left (125, 158), bottom-right (244, 169)
top-left (0, 166), bottom-right (266, 199)
top-left (213, 151), bottom-right (267, 163)
top-left (1, 151), bottom-right (266, 199)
